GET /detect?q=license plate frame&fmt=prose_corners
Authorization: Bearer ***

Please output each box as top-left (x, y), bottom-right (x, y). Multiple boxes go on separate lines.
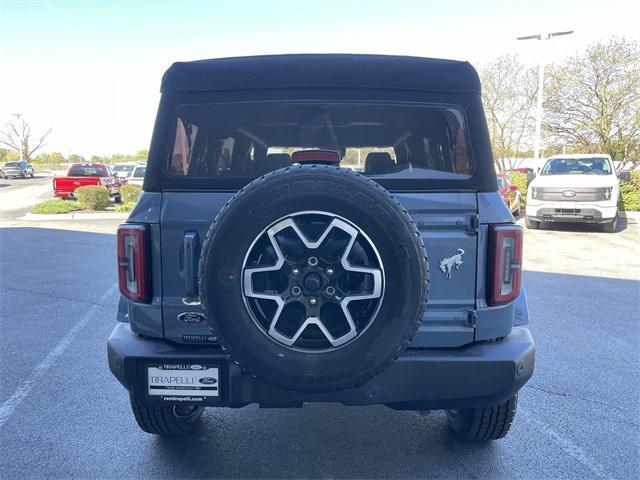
top-left (143, 362), bottom-right (223, 405)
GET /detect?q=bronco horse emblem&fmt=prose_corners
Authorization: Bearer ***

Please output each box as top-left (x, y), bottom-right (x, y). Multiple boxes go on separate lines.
top-left (439, 248), bottom-right (465, 279)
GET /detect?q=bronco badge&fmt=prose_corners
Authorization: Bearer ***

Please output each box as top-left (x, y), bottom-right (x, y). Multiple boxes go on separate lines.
top-left (439, 248), bottom-right (465, 279)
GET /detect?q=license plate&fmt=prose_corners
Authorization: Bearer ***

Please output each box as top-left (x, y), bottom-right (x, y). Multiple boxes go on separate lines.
top-left (147, 363), bottom-right (220, 402)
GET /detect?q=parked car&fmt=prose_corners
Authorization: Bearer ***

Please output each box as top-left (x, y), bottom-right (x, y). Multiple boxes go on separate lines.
top-left (498, 173), bottom-right (521, 214)
top-left (112, 163), bottom-right (137, 179)
top-left (126, 165), bottom-right (146, 186)
top-left (525, 154), bottom-right (621, 232)
top-left (108, 54), bottom-right (534, 441)
top-left (53, 163), bottom-right (123, 201)
top-left (1, 161), bottom-right (34, 179)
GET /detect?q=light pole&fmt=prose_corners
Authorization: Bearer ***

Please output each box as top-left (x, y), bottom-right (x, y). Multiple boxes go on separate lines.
top-left (517, 30), bottom-right (574, 163)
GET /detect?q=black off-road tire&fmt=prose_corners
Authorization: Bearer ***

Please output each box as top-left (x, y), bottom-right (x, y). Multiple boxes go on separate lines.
top-left (446, 394), bottom-right (518, 441)
top-left (199, 165), bottom-right (429, 393)
top-left (525, 215), bottom-right (539, 229)
top-left (129, 394), bottom-right (204, 435)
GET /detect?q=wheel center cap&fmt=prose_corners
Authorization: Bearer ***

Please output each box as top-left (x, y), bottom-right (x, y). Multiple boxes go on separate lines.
top-left (303, 272), bottom-right (323, 292)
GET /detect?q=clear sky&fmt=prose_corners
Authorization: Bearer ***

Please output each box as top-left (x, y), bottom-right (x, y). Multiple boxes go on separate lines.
top-left (1, 0), bottom-right (638, 157)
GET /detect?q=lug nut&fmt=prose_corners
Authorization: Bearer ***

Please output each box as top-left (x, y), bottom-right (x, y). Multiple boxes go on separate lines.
top-left (291, 267), bottom-right (301, 276)
top-left (326, 267), bottom-right (335, 276)
top-left (308, 297), bottom-right (318, 306)
top-left (291, 286), bottom-right (301, 296)
top-left (308, 257), bottom-right (318, 267)
top-left (325, 286), bottom-right (336, 296)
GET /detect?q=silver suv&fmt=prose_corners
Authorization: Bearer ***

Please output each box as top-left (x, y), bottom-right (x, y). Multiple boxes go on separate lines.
top-left (1, 161), bottom-right (34, 179)
top-left (108, 54), bottom-right (535, 441)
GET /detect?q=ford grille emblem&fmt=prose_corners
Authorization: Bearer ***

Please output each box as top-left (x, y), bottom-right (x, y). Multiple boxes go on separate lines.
top-left (198, 377), bottom-right (217, 385)
top-left (562, 190), bottom-right (576, 198)
top-left (178, 312), bottom-right (206, 324)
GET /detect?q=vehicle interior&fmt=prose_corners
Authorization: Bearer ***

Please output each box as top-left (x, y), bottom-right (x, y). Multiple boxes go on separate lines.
top-left (167, 102), bottom-right (474, 180)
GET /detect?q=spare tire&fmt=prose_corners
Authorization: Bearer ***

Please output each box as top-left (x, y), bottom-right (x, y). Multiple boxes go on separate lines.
top-left (199, 165), bottom-right (428, 392)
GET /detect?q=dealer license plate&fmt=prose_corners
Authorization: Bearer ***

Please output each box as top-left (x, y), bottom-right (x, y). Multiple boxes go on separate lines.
top-left (147, 363), bottom-right (219, 401)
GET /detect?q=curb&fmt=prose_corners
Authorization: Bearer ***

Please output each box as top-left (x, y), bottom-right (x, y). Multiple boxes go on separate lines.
top-left (19, 212), bottom-right (129, 221)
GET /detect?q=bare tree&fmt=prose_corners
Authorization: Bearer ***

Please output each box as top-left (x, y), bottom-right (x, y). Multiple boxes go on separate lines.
top-left (479, 54), bottom-right (538, 172)
top-left (544, 38), bottom-right (640, 169)
top-left (0, 116), bottom-right (52, 162)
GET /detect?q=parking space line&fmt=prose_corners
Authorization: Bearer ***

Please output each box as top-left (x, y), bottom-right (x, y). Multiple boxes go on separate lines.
top-left (520, 408), bottom-right (613, 479)
top-left (0, 284), bottom-right (118, 429)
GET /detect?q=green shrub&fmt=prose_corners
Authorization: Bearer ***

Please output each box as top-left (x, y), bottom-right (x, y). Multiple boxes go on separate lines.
top-left (31, 199), bottom-right (83, 214)
top-left (120, 184), bottom-right (142, 204)
top-left (620, 171), bottom-right (640, 212)
top-left (75, 185), bottom-right (110, 210)
top-left (510, 172), bottom-right (529, 206)
top-left (115, 201), bottom-right (136, 213)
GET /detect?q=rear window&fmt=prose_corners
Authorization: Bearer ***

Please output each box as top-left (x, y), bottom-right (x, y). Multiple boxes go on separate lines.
top-left (166, 102), bottom-right (473, 182)
top-left (4, 162), bottom-right (20, 167)
top-left (68, 165), bottom-right (107, 177)
top-left (132, 166), bottom-right (146, 178)
top-left (114, 165), bottom-right (135, 173)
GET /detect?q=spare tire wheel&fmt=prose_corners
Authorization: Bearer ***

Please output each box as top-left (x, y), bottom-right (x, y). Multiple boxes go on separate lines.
top-left (199, 165), bottom-right (428, 392)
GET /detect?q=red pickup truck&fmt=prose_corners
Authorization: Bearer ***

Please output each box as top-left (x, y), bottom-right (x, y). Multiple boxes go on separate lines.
top-left (53, 163), bottom-right (124, 201)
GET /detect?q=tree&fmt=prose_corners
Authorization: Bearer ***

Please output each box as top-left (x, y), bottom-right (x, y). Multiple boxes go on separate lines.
top-left (479, 54), bottom-right (538, 172)
top-left (0, 116), bottom-right (52, 162)
top-left (0, 148), bottom-right (20, 163)
top-left (68, 153), bottom-right (86, 163)
top-left (544, 38), bottom-right (640, 168)
top-left (131, 149), bottom-right (148, 161)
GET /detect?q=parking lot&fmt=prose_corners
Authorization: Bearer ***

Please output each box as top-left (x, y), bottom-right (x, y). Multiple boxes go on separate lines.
top-left (0, 175), bottom-right (53, 220)
top-left (0, 186), bottom-right (637, 479)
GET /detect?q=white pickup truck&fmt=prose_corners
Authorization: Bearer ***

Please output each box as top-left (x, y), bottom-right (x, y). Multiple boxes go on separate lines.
top-left (525, 154), bottom-right (621, 232)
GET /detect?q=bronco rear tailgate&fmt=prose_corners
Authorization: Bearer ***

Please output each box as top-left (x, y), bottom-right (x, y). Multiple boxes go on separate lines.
top-left (160, 191), bottom-right (479, 348)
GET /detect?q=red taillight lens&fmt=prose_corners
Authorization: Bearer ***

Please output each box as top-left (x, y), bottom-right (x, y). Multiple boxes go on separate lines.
top-left (117, 224), bottom-right (150, 303)
top-left (489, 225), bottom-right (523, 305)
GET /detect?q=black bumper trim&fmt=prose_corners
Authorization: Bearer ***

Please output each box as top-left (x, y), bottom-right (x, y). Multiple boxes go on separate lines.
top-left (108, 323), bottom-right (535, 410)
top-left (531, 208), bottom-right (607, 223)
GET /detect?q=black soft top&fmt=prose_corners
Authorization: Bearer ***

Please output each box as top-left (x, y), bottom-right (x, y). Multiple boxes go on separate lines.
top-left (161, 54), bottom-right (481, 94)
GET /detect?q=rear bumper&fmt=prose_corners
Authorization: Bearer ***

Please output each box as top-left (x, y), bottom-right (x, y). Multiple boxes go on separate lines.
top-left (108, 323), bottom-right (535, 410)
top-left (54, 191), bottom-right (75, 199)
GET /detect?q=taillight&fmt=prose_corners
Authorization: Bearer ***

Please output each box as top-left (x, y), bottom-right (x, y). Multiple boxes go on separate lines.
top-left (117, 224), bottom-right (150, 302)
top-left (489, 225), bottom-right (523, 305)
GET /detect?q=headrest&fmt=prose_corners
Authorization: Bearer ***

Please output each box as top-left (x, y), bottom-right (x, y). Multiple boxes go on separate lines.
top-left (365, 152), bottom-right (396, 175)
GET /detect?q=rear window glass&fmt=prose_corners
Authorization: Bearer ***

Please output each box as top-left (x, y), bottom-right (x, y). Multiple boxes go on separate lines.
top-left (166, 102), bottom-right (473, 181)
top-left (68, 165), bottom-right (107, 176)
top-left (4, 162), bottom-right (20, 167)
top-left (133, 167), bottom-right (146, 178)
top-left (114, 165), bottom-right (135, 173)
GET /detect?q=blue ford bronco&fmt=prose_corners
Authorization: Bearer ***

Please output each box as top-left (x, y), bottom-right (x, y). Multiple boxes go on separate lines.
top-left (108, 54), bottom-right (535, 440)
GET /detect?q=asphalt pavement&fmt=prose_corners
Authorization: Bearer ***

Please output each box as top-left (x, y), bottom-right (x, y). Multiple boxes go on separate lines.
top-left (0, 213), bottom-right (638, 478)
top-left (0, 175), bottom-right (53, 220)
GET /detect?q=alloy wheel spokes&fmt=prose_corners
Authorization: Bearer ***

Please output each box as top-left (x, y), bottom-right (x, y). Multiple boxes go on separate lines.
top-left (242, 212), bottom-right (384, 350)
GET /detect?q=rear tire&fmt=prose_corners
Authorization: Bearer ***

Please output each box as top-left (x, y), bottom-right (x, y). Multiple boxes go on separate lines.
top-left (446, 394), bottom-right (518, 441)
top-left (129, 394), bottom-right (204, 435)
top-left (525, 215), bottom-right (539, 229)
